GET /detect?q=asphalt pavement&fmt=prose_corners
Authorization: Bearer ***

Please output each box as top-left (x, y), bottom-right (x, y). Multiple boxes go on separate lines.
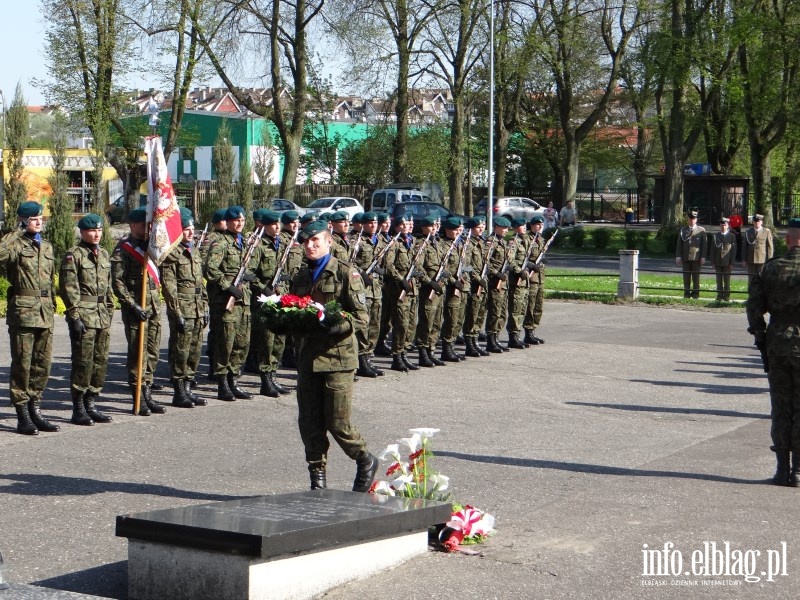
top-left (0, 300), bottom-right (796, 599)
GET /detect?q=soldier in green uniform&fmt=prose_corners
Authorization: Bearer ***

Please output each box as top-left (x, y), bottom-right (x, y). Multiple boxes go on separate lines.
top-left (385, 215), bottom-right (420, 371)
top-left (59, 213), bottom-right (114, 426)
top-left (414, 216), bottom-right (447, 367)
top-left (0, 201), bottom-right (60, 435)
top-left (375, 213), bottom-right (396, 357)
top-left (290, 220), bottom-right (379, 492)
top-left (523, 216), bottom-right (547, 346)
top-left (351, 211), bottom-right (385, 378)
top-left (438, 217), bottom-right (469, 363)
top-left (746, 218), bottom-right (800, 486)
top-left (329, 211), bottom-right (352, 262)
top-left (711, 217), bottom-right (736, 301)
top-left (485, 217), bottom-right (514, 353)
top-left (462, 217), bottom-right (490, 357)
top-left (278, 210), bottom-right (304, 369)
top-left (160, 208), bottom-right (209, 408)
top-left (675, 209), bottom-right (707, 299)
top-left (742, 214), bottom-right (774, 284)
top-left (202, 209), bottom-right (227, 379)
top-left (203, 205), bottom-right (256, 401)
top-left (506, 218), bottom-right (532, 349)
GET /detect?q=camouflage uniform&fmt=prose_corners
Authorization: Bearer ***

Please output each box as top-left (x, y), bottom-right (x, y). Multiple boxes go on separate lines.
top-left (385, 233), bottom-right (422, 369)
top-left (439, 234), bottom-right (469, 353)
top-left (415, 236), bottom-right (445, 352)
top-left (351, 232), bottom-right (384, 356)
top-left (486, 235), bottom-right (515, 337)
top-left (523, 233), bottom-right (546, 343)
top-left (506, 233), bottom-right (531, 343)
top-left (463, 234), bottom-right (490, 349)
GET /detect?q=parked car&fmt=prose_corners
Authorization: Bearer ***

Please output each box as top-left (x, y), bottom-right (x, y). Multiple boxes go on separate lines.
top-left (474, 196), bottom-right (545, 223)
top-left (267, 198), bottom-right (307, 217)
top-left (389, 201), bottom-right (468, 236)
top-left (304, 197), bottom-right (364, 219)
top-left (371, 187), bottom-right (433, 212)
top-left (107, 196), bottom-right (125, 224)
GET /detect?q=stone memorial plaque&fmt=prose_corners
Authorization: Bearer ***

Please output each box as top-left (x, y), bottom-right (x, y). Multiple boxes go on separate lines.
top-left (116, 489), bottom-right (451, 559)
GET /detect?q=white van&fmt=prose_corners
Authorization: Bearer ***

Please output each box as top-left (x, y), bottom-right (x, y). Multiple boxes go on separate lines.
top-left (370, 187), bottom-right (433, 212)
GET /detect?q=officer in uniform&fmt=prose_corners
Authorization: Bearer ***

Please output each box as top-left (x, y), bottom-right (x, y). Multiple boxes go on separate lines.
top-left (161, 207), bottom-right (209, 408)
top-left (59, 213), bottom-right (114, 425)
top-left (675, 209), bottom-right (707, 298)
top-left (523, 216), bottom-right (547, 346)
top-left (506, 217), bottom-right (532, 349)
top-left (485, 216), bottom-right (514, 353)
top-left (385, 215), bottom-right (419, 371)
top-left (289, 220), bottom-right (379, 492)
top-left (438, 217), bottom-right (469, 363)
top-left (462, 216), bottom-right (490, 357)
top-left (351, 211), bottom-right (385, 378)
top-left (329, 211), bottom-right (352, 262)
top-left (746, 218), bottom-right (800, 486)
top-left (202, 208), bottom-right (227, 379)
top-left (742, 214), bottom-right (774, 284)
top-left (711, 217), bottom-right (736, 301)
top-left (0, 201), bottom-right (60, 435)
top-left (414, 216), bottom-right (447, 367)
top-left (203, 205), bottom-right (256, 401)
top-left (111, 207), bottom-right (166, 415)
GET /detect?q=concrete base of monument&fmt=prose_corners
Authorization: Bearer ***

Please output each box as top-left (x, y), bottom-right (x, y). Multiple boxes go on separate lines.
top-left (117, 489), bottom-right (451, 600)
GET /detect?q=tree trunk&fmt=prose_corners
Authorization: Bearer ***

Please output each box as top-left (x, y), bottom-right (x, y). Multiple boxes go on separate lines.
top-left (392, 0), bottom-right (410, 183)
top-left (280, 131), bottom-right (304, 200)
top-left (662, 151), bottom-right (686, 228)
top-left (448, 100), bottom-right (465, 213)
top-left (749, 141), bottom-right (773, 228)
top-left (561, 132), bottom-right (579, 206)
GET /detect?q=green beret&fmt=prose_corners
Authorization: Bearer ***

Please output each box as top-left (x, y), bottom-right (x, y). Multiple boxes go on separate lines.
top-left (77, 213), bottom-right (103, 230)
top-left (298, 220), bottom-right (329, 242)
top-left (330, 210), bottom-right (349, 222)
top-left (362, 211), bottom-right (378, 222)
top-left (212, 209), bottom-right (227, 224)
top-left (420, 216), bottom-right (437, 227)
top-left (788, 217), bottom-right (800, 229)
top-left (18, 201), bottom-right (44, 218)
top-left (281, 210), bottom-right (300, 224)
top-left (444, 216), bottom-right (462, 230)
top-left (351, 212), bottom-right (364, 224)
top-left (377, 213), bottom-right (390, 224)
top-left (510, 217), bottom-right (526, 228)
top-left (494, 216), bottom-right (511, 228)
top-left (300, 213), bottom-right (317, 224)
top-left (392, 214), bottom-right (412, 228)
top-left (472, 215), bottom-right (486, 224)
top-left (180, 207), bottom-right (194, 228)
top-left (464, 218), bottom-right (478, 229)
top-left (252, 208), bottom-right (267, 223)
top-left (128, 207), bottom-right (148, 223)
top-left (528, 216), bottom-right (544, 225)
top-left (224, 205), bottom-right (245, 220)
top-left (318, 213), bottom-right (331, 222)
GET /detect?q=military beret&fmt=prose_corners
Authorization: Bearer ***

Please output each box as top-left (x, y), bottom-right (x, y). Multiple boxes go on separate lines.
top-left (719, 217), bottom-right (730, 224)
top-left (77, 213), bottom-right (103, 230)
top-left (317, 212), bottom-right (331, 222)
top-left (420, 216), bottom-right (437, 227)
top-left (18, 201), bottom-right (44, 218)
top-left (528, 216), bottom-right (544, 225)
top-left (753, 214), bottom-right (764, 221)
top-left (788, 217), bottom-right (800, 229)
top-left (260, 210), bottom-right (281, 225)
top-left (688, 210), bottom-right (698, 218)
top-left (464, 218), bottom-right (478, 229)
top-left (493, 216), bottom-right (511, 228)
top-left (211, 208), bottom-right (227, 224)
top-left (128, 207), bottom-right (148, 223)
top-left (444, 216), bottom-right (462, 230)
top-left (471, 215), bottom-right (486, 224)
top-left (281, 210), bottom-right (300, 224)
top-left (351, 212), bottom-right (364, 224)
top-left (362, 211), bottom-right (378, 222)
top-left (180, 207), bottom-right (194, 228)
top-left (300, 213), bottom-right (317, 224)
top-left (377, 213), bottom-right (390, 224)
top-left (298, 220), bottom-right (329, 242)
top-left (252, 208), bottom-right (267, 223)
top-left (225, 205), bottom-right (246, 220)
top-left (329, 210), bottom-right (349, 222)
top-left (510, 217), bottom-right (527, 228)
top-left (392, 214), bottom-right (413, 228)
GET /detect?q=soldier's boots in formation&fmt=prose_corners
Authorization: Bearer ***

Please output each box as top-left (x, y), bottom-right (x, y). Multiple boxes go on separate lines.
top-left (374, 335), bottom-right (392, 357)
top-left (391, 354), bottom-right (408, 372)
top-left (142, 384), bottom-right (167, 414)
top-left (485, 333), bottom-right (506, 353)
top-left (15, 403), bottom-right (39, 436)
top-left (185, 381), bottom-right (205, 406)
top-left (417, 347), bottom-right (435, 368)
top-left (309, 465), bottom-right (327, 490)
top-left (426, 347), bottom-right (446, 366)
top-left (464, 337), bottom-right (483, 357)
top-left (217, 375), bottom-right (235, 401)
top-left (227, 373), bottom-right (253, 400)
top-left (401, 352), bottom-right (419, 371)
top-left (259, 372), bottom-right (281, 398)
top-left (792, 452), bottom-right (800, 487)
top-left (84, 393), bottom-right (113, 423)
top-left (71, 390), bottom-right (94, 426)
top-left (29, 400), bottom-right (60, 432)
top-left (773, 450), bottom-right (793, 486)
top-left (441, 342), bottom-right (462, 363)
top-left (366, 355), bottom-right (384, 376)
top-left (357, 355), bottom-right (380, 378)
top-left (524, 329), bottom-right (544, 345)
top-left (507, 332), bottom-right (528, 349)
top-left (352, 452), bottom-right (379, 493)
top-left (171, 380), bottom-right (195, 408)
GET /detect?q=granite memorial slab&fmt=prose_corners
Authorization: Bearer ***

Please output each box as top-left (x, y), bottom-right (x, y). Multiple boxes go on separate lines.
top-left (116, 489), bottom-right (451, 600)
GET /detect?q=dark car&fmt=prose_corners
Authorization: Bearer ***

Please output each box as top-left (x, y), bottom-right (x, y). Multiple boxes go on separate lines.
top-left (389, 201), bottom-right (468, 236)
top-left (107, 196), bottom-right (125, 224)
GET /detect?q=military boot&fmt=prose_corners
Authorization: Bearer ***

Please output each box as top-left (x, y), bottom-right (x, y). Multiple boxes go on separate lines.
top-left (217, 375), bottom-right (236, 401)
top-left (485, 333), bottom-right (504, 353)
top-left (426, 347), bottom-right (446, 367)
top-left (367, 355), bottom-right (385, 376)
top-left (390, 354), bottom-right (408, 372)
top-left (143, 384), bottom-right (167, 414)
top-left (374, 335), bottom-right (392, 357)
top-left (259, 372), bottom-right (281, 398)
top-left (441, 342), bottom-right (461, 363)
top-left (270, 372), bottom-right (291, 395)
top-left (70, 391), bottom-right (94, 426)
top-left (131, 385), bottom-right (151, 415)
top-left (474, 337), bottom-right (490, 356)
top-left (227, 373), bottom-right (253, 399)
top-left (401, 352), bottom-right (420, 371)
top-left (15, 402), bottom-right (38, 435)
top-left (186, 380), bottom-right (206, 406)
top-left (773, 450), bottom-right (792, 486)
top-left (508, 332), bottom-right (526, 349)
top-left (791, 452), bottom-right (800, 487)
top-left (84, 393), bottom-right (113, 423)
top-left (464, 336), bottom-right (481, 358)
top-left (171, 380), bottom-right (195, 408)
top-left (523, 329), bottom-right (538, 345)
top-left (28, 400), bottom-right (60, 432)
top-left (352, 452), bottom-right (379, 493)
top-left (309, 465), bottom-right (327, 490)
top-left (532, 332), bottom-right (545, 344)
top-left (416, 347), bottom-right (434, 367)
top-left (357, 355), bottom-right (380, 377)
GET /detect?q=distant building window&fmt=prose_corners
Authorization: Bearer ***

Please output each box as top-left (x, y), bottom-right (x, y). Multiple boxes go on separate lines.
top-left (180, 147), bottom-right (195, 161)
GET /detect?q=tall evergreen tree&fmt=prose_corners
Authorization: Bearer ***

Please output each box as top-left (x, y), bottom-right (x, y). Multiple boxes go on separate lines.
top-left (3, 84), bottom-right (30, 233)
top-left (45, 112), bottom-right (77, 266)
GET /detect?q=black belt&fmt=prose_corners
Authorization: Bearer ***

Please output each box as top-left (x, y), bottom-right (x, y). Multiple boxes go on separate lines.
top-left (16, 289), bottom-right (49, 297)
top-left (179, 286), bottom-right (202, 294)
top-left (80, 295), bottom-right (105, 302)
top-left (127, 280), bottom-right (157, 290)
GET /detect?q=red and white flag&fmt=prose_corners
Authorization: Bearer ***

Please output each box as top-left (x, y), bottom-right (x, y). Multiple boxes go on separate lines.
top-left (145, 136), bottom-right (183, 265)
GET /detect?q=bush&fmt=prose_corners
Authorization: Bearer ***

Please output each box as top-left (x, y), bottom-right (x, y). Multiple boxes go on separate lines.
top-left (568, 227), bottom-right (586, 248)
top-left (0, 277), bottom-right (9, 300)
top-left (625, 229), bottom-right (637, 250)
top-left (658, 229), bottom-right (679, 257)
top-left (591, 228), bottom-right (612, 249)
top-left (637, 231), bottom-right (652, 251)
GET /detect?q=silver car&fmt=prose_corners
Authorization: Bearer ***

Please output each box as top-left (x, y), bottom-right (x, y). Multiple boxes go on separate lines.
top-left (474, 196), bottom-right (546, 222)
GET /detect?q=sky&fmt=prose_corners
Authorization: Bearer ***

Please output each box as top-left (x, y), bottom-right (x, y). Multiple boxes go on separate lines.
top-left (0, 4), bottom-right (48, 106)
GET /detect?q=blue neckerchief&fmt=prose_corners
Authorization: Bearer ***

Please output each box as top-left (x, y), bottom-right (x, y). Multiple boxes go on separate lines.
top-left (182, 241), bottom-right (192, 252)
top-left (382, 232), bottom-right (391, 242)
top-left (370, 233), bottom-right (378, 245)
top-left (26, 232), bottom-right (42, 247)
top-left (403, 234), bottom-right (413, 249)
top-left (273, 237), bottom-right (280, 252)
top-left (309, 253), bottom-right (332, 283)
top-left (236, 233), bottom-right (243, 249)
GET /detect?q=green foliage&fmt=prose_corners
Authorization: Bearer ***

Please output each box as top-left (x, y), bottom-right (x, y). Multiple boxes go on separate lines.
top-left (213, 120), bottom-right (236, 205)
top-left (45, 112), bottom-right (78, 266)
top-left (4, 84), bottom-right (30, 234)
top-left (591, 228), bottom-right (613, 249)
top-left (625, 229), bottom-right (637, 250)
top-left (237, 157), bottom-right (255, 231)
top-left (338, 126), bottom-right (394, 187)
top-left (567, 227), bottom-right (586, 248)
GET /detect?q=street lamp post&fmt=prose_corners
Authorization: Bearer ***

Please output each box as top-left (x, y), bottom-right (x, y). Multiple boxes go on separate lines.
top-left (487, 0), bottom-right (495, 233)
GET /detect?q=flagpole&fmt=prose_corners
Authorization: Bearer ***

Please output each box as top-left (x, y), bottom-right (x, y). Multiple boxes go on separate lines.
top-left (133, 255), bottom-right (148, 415)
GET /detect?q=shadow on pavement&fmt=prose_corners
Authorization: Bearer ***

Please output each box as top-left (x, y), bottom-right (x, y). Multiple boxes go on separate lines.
top-left (629, 378), bottom-right (766, 395)
top-left (34, 560), bottom-right (127, 600)
top-left (565, 400), bottom-right (769, 419)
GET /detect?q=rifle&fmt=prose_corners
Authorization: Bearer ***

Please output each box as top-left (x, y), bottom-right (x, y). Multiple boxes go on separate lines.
top-left (495, 236), bottom-right (518, 290)
top-left (476, 236), bottom-right (497, 297)
top-left (532, 228), bottom-right (559, 267)
top-left (349, 231), bottom-right (363, 262)
top-left (453, 230), bottom-right (473, 297)
top-left (517, 232), bottom-right (539, 285)
top-left (365, 232), bottom-right (401, 276)
top-left (225, 227), bottom-right (265, 312)
top-left (194, 223), bottom-right (210, 253)
top-left (398, 232), bottom-right (432, 302)
top-left (270, 227), bottom-right (300, 290)
top-left (428, 231), bottom-right (464, 300)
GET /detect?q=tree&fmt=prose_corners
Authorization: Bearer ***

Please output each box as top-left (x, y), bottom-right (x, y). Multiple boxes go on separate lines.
top-left (237, 155), bottom-right (255, 230)
top-left (3, 84), bottom-right (30, 233)
top-left (338, 126), bottom-right (395, 187)
top-left (45, 112), bottom-right (78, 266)
top-left (252, 125), bottom-right (278, 206)
top-left (210, 119), bottom-right (235, 223)
top-left (302, 74), bottom-right (345, 183)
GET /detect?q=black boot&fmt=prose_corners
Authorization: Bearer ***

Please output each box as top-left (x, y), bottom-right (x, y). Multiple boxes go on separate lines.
top-left (71, 391), bottom-right (94, 426)
top-left (791, 452), bottom-right (800, 487)
top-left (131, 385), bottom-right (151, 415)
top-left (465, 336), bottom-right (481, 358)
top-left (773, 450), bottom-right (791, 486)
top-left (352, 453), bottom-right (379, 492)
top-left (309, 465), bottom-right (327, 490)
top-left (15, 402), bottom-right (38, 435)
top-left (217, 375), bottom-right (236, 401)
top-left (474, 337), bottom-right (490, 356)
top-left (427, 347), bottom-right (446, 367)
top-left (367, 355), bottom-right (385, 376)
top-left (259, 372), bottom-right (281, 398)
top-left (270, 372), bottom-right (291, 395)
top-left (524, 329), bottom-right (538, 345)
top-left (28, 400), bottom-right (60, 432)
top-left (357, 355), bottom-right (380, 377)
top-left (455, 334), bottom-right (465, 344)
top-left (391, 354), bottom-right (408, 372)
top-left (401, 352), bottom-right (420, 371)
top-left (172, 380), bottom-right (195, 408)
top-left (441, 341), bottom-right (461, 363)
top-left (185, 380), bottom-right (204, 406)
top-left (532, 332), bottom-right (545, 344)
top-left (508, 332), bottom-right (526, 349)
top-left (84, 393), bottom-right (113, 422)
top-left (143, 384), bottom-right (167, 414)
top-left (485, 333), bottom-right (504, 353)
top-left (227, 373), bottom-right (253, 399)
top-left (374, 336), bottom-right (392, 357)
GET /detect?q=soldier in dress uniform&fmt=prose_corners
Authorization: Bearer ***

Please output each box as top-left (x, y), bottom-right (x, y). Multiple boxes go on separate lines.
top-left (711, 217), bottom-right (736, 301)
top-left (746, 218), bottom-right (800, 486)
top-left (329, 211), bottom-right (352, 262)
top-left (59, 213), bottom-right (114, 426)
top-left (278, 210), bottom-right (304, 369)
top-left (438, 217), bottom-right (469, 363)
top-left (0, 201), bottom-right (60, 435)
top-left (742, 214), bottom-right (774, 284)
top-left (111, 207), bottom-right (167, 416)
top-left (374, 213), bottom-right (394, 357)
top-left (385, 215), bottom-right (420, 371)
top-left (351, 211), bottom-right (385, 378)
top-left (414, 216), bottom-right (447, 367)
top-left (523, 217), bottom-right (547, 346)
top-left (462, 216), bottom-right (490, 357)
top-left (202, 209), bottom-right (227, 379)
top-left (351, 212), bottom-right (364, 236)
top-left (160, 207), bottom-right (209, 408)
top-left (675, 209), bottom-right (707, 299)
top-left (289, 220), bottom-right (378, 492)
top-left (485, 216), bottom-right (514, 353)
top-left (506, 217), bottom-right (532, 349)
